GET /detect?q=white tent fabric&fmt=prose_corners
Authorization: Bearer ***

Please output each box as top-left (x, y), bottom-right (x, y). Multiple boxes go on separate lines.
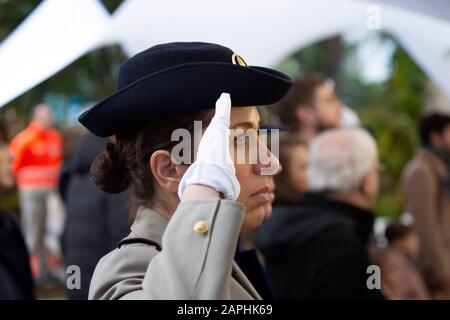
top-left (371, 0), bottom-right (450, 23)
top-left (112, 0), bottom-right (369, 66)
top-left (0, 0), bottom-right (450, 107)
top-left (0, 0), bottom-right (113, 107)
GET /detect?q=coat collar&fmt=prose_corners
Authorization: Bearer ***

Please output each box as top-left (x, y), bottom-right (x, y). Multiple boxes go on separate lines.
top-left (130, 206), bottom-right (169, 247)
top-left (231, 261), bottom-right (262, 300)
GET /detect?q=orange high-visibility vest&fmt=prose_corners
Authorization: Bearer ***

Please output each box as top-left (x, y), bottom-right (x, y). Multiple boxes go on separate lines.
top-left (9, 122), bottom-right (63, 188)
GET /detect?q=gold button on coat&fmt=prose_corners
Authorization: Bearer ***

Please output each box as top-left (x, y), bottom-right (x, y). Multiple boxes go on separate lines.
top-left (193, 220), bottom-right (209, 234)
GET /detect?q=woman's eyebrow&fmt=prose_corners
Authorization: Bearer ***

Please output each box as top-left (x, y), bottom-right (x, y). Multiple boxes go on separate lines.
top-left (231, 121), bottom-right (259, 130)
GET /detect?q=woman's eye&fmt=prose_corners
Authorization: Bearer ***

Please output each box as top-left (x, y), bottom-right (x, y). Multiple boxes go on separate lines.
top-left (235, 134), bottom-right (246, 146)
top-left (232, 130), bottom-right (261, 148)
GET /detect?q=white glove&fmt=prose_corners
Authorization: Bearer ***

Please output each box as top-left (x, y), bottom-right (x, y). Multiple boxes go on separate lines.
top-left (178, 93), bottom-right (240, 200)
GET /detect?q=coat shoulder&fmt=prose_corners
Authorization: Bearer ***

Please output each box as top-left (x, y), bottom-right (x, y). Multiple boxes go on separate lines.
top-left (402, 156), bottom-right (436, 190)
top-left (89, 238), bottom-right (160, 300)
top-left (403, 151), bottom-right (437, 179)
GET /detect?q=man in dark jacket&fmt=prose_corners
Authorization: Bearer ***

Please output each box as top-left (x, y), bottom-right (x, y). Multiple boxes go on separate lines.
top-left (59, 132), bottom-right (130, 300)
top-left (256, 127), bottom-right (384, 299)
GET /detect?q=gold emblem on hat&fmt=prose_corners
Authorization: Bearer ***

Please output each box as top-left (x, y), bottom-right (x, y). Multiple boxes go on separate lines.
top-left (232, 53), bottom-right (248, 67)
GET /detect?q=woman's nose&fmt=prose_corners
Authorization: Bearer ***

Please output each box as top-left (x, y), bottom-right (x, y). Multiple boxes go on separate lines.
top-left (253, 143), bottom-right (281, 176)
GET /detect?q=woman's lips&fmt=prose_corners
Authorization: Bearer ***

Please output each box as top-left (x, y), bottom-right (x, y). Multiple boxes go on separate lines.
top-left (250, 187), bottom-right (274, 202)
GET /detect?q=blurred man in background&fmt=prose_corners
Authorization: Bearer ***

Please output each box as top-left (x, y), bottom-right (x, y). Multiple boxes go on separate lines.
top-left (9, 104), bottom-right (64, 285)
top-left (269, 133), bottom-right (309, 206)
top-left (274, 74), bottom-right (342, 142)
top-left (256, 127), bottom-right (383, 299)
top-left (402, 112), bottom-right (450, 299)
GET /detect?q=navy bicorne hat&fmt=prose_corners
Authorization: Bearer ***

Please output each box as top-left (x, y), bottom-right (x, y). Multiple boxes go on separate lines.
top-left (79, 42), bottom-right (292, 137)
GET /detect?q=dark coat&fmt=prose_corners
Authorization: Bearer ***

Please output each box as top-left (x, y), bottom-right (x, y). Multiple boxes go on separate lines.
top-left (255, 192), bottom-right (384, 300)
top-left (235, 247), bottom-right (275, 300)
top-left (60, 132), bottom-right (130, 300)
top-left (0, 209), bottom-right (34, 299)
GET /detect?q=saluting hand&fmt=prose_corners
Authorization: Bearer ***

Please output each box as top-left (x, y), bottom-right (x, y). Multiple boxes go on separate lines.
top-left (178, 93), bottom-right (240, 201)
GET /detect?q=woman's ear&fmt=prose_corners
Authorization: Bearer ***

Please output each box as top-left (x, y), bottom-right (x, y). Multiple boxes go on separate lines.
top-left (150, 150), bottom-right (185, 194)
top-left (360, 171), bottom-right (379, 201)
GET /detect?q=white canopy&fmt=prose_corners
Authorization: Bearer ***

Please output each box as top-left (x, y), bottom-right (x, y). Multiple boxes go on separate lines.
top-left (1, 0), bottom-right (450, 107)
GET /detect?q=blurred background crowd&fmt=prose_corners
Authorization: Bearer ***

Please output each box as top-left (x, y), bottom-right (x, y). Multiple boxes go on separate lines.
top-left (1, 0), bottom-right (450, 300)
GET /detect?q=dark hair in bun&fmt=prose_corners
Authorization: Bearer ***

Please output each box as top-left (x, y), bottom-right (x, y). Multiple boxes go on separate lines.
top-left (90, 109), bottom-right (213, 213)
top-left (90, 142), bottom-right (130, 194)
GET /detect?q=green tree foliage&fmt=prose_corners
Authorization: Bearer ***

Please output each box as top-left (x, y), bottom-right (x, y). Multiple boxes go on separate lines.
top-left (360, 43), bottom-right (426, 217)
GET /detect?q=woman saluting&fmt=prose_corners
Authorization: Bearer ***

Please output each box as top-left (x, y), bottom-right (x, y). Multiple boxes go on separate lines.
top-left (78, 42), bottom-right (292, 299)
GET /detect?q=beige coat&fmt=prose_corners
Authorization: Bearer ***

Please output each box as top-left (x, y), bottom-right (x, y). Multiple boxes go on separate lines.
top-left (89, 199), bottom-right (261, 300)
top-left (402, 148), bottom-right (450, 298)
